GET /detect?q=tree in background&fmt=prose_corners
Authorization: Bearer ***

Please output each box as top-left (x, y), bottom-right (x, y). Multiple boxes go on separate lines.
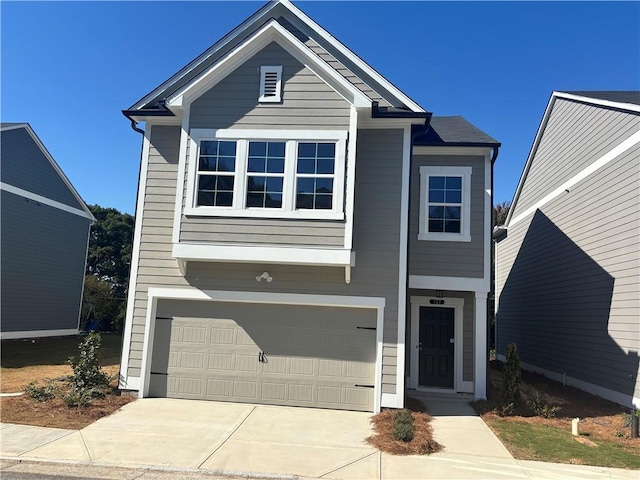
top-left (82, 205), bottom-right (134, 332)
top-left (494, 201), bottom-right (511, 227)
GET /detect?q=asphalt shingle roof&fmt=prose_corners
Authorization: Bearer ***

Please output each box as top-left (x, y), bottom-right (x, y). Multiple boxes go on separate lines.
top-left (414, 116), bottom-right (499, 146)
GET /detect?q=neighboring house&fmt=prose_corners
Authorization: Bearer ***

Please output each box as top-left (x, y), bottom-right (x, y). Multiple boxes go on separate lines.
top-left (1, 123), bottom-right (95, 339)
top-left (120, 0), bottom-right (499, 412)
top-left (495, 91), bottom-right (640, 408)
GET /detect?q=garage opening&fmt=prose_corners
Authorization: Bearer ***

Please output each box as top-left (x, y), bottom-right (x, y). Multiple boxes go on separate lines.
top-left (148, 299), bottom-right (378, 412)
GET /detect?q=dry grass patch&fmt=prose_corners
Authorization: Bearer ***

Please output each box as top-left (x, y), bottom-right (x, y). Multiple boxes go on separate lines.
top-left (366, 409), bottom-right (443, 455)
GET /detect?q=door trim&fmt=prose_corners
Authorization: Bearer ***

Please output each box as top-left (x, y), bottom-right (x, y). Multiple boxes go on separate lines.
top-left (139, 287), bottom-right (385, 413)
top-left (409, 296), bottom-right (464, 392)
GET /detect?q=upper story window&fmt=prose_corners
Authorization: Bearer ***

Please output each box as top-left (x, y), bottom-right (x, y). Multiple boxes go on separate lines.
top-left (258, 66), bottom-right (283, 103)
top-left (419, 166), bottom-right (471, 242)
top-left (187, 129), bottom-right (347, 220)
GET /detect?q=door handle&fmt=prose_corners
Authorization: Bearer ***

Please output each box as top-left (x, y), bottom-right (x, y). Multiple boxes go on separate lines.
top-left (449, 338), bottom-right (455, 344)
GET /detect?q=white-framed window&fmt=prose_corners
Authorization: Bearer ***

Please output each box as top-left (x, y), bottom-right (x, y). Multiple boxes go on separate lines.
top-left (258, 66), bottom-right (283, 103)
top-left (418, 166), bottom-right (472, 242)
top-left (186, 129), bottom-right (347, 220)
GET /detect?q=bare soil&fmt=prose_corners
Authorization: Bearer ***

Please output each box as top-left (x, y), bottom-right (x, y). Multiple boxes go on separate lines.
top-left (0, 334), bottom-right (131, 429)
top-left (472, 361), bottom-right (640, 452)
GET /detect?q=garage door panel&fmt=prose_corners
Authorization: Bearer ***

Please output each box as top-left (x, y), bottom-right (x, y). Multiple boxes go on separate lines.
top-left (150, 300), bottom-right (377, 411)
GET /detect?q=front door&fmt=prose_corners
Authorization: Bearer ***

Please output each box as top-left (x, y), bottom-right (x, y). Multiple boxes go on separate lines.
top-left (419, 307), bottom-right (454, 388)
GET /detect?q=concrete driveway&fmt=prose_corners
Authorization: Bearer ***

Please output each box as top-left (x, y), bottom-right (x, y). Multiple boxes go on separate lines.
top-left (2, 398), bottom-right (638, 479)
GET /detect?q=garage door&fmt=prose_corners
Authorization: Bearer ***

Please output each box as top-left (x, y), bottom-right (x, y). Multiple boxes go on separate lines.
top-left (148, 299), bottom-right (377, 411)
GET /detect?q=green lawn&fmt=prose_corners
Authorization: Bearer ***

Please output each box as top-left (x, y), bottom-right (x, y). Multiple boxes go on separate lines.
top-left (487, 418), bottom-right (640, 469)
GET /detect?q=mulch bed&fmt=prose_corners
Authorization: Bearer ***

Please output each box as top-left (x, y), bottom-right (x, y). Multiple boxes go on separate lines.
top-left (366, 409), bottom-right (443, 455)
top-left (0, 392), bottom-right (134, 429)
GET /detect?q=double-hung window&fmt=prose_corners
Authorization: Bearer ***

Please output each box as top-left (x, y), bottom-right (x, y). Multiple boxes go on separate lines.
top-left (418, 166), bottom-right (471, 242)
top-left (186, 129), bottom-right (347, 219)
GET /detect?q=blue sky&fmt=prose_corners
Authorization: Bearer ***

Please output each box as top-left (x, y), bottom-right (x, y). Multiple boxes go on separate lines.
top-left (2, 1), bottom-right (639, 214)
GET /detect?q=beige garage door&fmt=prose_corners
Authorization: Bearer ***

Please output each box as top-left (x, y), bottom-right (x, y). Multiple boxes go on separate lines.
top-left (148, 299), bottom-right (377, 411)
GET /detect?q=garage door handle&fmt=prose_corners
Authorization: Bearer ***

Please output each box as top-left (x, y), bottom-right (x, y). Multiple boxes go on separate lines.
top-left (354, 384), bottom-right (374, 388)
top-left (357, 327), bottom-right (376, 330)
top-left (150, 372), bottom-right (168, 376)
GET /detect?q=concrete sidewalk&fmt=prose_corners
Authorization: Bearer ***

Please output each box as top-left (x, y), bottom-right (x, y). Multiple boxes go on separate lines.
top-left (1, 398), bottom-right (637, 479)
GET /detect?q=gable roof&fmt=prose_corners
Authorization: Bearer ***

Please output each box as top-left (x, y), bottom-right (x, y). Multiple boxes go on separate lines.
top-left (413, 116), bottom-right (500, 146)
top-left (503, 90), bottom-right (640, 228)
top-left (562, 91), bottom-right (640, 107)
top-left (124, 0), bottom-right (425, 118)
top-left (0, 123), bottom-right (95, 221)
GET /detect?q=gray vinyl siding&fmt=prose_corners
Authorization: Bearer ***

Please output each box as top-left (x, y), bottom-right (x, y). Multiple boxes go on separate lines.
top-left (408, 289), bottom-right (474, 383)
top-left (189, 42), bottom-right (350, 130)
top-left (128, 127), bottom-right (404, 399)
top-left (180, 41), bottom-right (349, 247)
top-left (1, 127), bottom-right (84, 210)
top-left (496, 119), bottom-right (640, 405)
top-left (1, 190), bottom-right (90, 333)
top-left (511, 98), bottom-right (640, 220)
top-left (409, 155), bottom-right (485, 278)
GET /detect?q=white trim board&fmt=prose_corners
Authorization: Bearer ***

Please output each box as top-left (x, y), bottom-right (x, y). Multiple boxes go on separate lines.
top-left (119, 126), bottom-right (152, 390)
top-left (172, 243), bottom-right (354, 267)
top-left (413, 146), bottom-right (493, 157)
top-left (0, 183), bottom-right (94, 220)
top-left (167, 19), bottom-right (370, 109)
top-left (505, 91), bottom-right (640, 228)
top-left (496, 354), bottom-right (640, 409)
top-left (0, 329), bottom-right (79, 340)
top-left (1, 124), bottom-right (95, 221)
top-left (409, 296), bottom-right (468, 393)
top-left (409, 275), bottom-right (489, 294)
top-left (138, 287), bottom-right (386, 413)
top-left (130, 0), bottom-right (424, 113)
top-left (508, 130), bottom-right (640, 229)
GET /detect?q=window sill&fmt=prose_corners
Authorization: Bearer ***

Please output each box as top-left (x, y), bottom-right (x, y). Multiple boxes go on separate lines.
top-left (418, 233), bottom-right (471, 243)
top-left (183, 207), bottom-right (345, 221)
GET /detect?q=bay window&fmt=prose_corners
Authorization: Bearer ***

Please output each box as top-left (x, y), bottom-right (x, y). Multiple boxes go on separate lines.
top-left (186, 129), bottom-right (346, 219)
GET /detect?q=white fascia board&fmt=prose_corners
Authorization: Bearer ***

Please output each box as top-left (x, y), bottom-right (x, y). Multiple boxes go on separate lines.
top-left (4, 125), bottom-right (96, 221)
top-left (0, 329), bottom-right (79, 340)
top-left (509, 129), bottom-right (640, 229)
top-left (1, 182), bottom-right (94, 220)
top-left (172, 243), bottom-right (354, 267)
top-left (167, 20), bottom-right (370, 109)
top-left (413, 146), bottom-right (493, 157)
top-left (555, 91), bottom-right (640, 114)
top-left (129, 1), bottom-right (280, 111)
top-left (280, 0), bottom-right (425, 113)
top-left (409, 275), bottom-right (488, 293)
top-left (504, 93), bottom-right (557, 227)
top-left (0, 123), bottom-right (28, 132)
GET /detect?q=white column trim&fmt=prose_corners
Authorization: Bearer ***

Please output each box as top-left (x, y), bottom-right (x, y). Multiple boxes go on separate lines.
top-left (119, 126), bottom-right (152, 390)
top-left (171, 105), bottom-right (190, 244)
top-left (343, 105), bottom-right (358, 250)
top-left (474, 291), bottom-right (488, 400)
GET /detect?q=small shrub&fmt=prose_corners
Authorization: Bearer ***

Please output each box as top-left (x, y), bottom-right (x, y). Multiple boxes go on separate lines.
top-left (67, 332), bottom-right (111, 406)
top-left (25, 380), bottom-right (59, 402)
top-left (392, 409), bottom-right (415, 442)
top-left (499, 402), bottom-right (515, 416)
top-left (525, 388), bottom-right (560, 418)
top-left (503, 343), bottom-right (521, 411)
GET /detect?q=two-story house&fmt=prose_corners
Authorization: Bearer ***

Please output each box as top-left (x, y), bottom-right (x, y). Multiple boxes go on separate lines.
top-left (119, 0), bottom-right (499, 412)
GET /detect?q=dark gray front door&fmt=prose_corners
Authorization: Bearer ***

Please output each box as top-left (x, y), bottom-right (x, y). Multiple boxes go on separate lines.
top-left (419, 307), bottom-right (454, 388)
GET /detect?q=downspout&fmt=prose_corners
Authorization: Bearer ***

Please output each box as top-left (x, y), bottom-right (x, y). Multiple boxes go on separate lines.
top-left (487, 144), bottom-right (500, 400)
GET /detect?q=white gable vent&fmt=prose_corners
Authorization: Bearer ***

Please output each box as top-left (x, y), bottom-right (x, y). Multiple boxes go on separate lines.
top-left (259, 65), bottom-right (283, 103)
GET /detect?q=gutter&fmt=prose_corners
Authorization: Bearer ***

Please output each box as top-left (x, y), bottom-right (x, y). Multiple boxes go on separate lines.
top-left (122, 100), bottom-right (176, 136)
